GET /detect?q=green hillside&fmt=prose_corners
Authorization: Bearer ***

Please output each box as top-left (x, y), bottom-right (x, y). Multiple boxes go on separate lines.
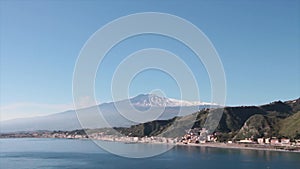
top-left (72, 98), bottom-right (300, 141)
top-left (112, 98), bottom-right (300, 140)
top-left (279, 111), bottom-right (300, 138)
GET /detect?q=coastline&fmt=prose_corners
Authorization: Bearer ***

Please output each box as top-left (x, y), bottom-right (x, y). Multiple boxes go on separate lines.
top-left (176, 142), bottom-right (300, 153)
top-left (1, 136), bottom-right (299, 153)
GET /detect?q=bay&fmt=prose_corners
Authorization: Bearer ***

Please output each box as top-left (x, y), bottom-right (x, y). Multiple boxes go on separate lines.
top-left (0, 138), bottom-right (299, 169)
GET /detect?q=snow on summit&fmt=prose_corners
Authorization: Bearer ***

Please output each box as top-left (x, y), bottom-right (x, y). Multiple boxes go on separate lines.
top-left (129, 94), bottom-right (215, 107)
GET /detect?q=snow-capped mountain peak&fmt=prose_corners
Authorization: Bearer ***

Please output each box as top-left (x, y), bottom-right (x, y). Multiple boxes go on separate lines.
top-left (129, 94), bottom-right (214, 107)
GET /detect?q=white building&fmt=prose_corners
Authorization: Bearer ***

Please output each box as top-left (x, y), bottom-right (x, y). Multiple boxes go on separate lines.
top-left (257, 138), bottom-right (264, 144)
top-left (281, 138), bottom-right (290, 145)
top-left (270, 138), bottom-right (279, 145)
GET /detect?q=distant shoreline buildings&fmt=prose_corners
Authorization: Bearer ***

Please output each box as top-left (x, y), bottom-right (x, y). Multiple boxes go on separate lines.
top-left (180, 127), bottom-right (300, 147)
top-left (1, 129), bottom-right (300, 152)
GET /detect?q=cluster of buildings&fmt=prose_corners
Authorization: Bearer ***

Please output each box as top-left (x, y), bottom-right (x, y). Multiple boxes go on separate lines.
top-left (225, 137), bottom-right (300, 147)
top-left (181, 128), bottom-right (217, 144)
top-left (239, 137), bottom-right (300, 146)
top-left (179, 128), bottom-right (300, 147)
top-left (51, 132), bottom-right (88, 139)
top-left (51, 131), bottom-right (178, 144)
top-left (89, 132), bottom-right (178, 144)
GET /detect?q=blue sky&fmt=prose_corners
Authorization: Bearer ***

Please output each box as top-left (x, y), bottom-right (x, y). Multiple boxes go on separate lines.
top-left (1, 0), bottom-right (299, 120)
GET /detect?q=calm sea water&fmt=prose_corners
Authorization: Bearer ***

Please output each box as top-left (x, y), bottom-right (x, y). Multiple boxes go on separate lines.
top-left (0, 138), bottom-right (299, 169)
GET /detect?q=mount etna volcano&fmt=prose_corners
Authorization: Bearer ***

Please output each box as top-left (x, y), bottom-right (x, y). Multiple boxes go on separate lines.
top-left (0, 94), bottom-right (215, 132)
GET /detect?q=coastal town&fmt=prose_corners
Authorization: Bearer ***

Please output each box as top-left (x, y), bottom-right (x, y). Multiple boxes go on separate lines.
top-left (179, 127), bottom-right (300, 151)
top-left (1, 128), bottom-right (300, 152)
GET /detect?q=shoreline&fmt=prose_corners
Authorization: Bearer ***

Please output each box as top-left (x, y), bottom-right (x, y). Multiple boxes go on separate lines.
top-left (1, 136), bottom-right (299, 153)
top-left (176, 142), bottom-right (300, 153)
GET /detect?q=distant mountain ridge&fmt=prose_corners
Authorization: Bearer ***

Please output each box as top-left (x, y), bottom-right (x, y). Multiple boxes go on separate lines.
top-left (0, 94), bottom-right (216, 133)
